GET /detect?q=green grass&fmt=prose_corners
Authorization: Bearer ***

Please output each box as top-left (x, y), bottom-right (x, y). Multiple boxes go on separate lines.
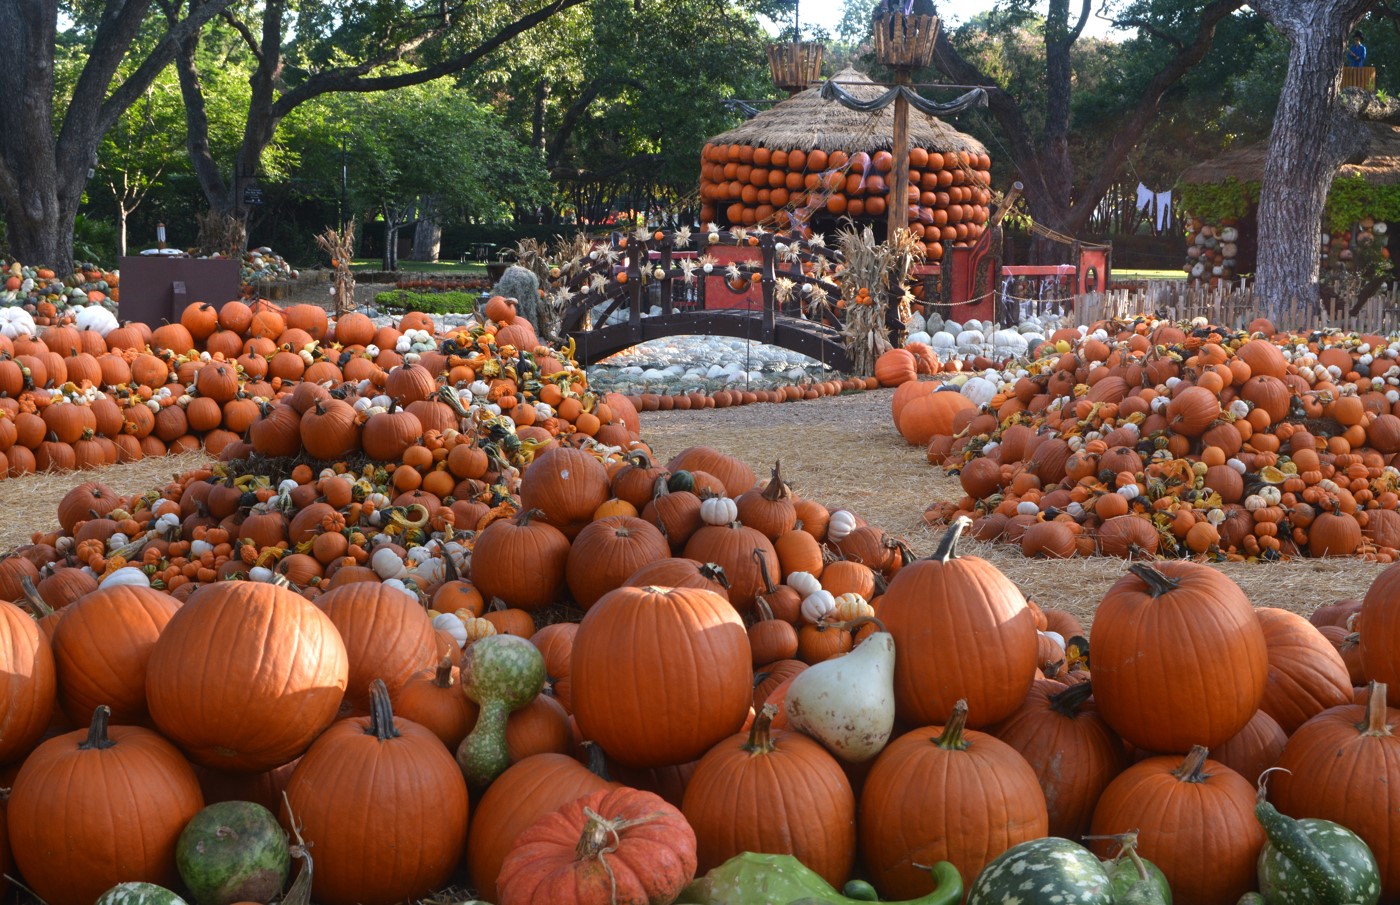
top-left (351, 259), bottom-right (489, 274)
top-left (374, 289), bottom-right (480, 314)
top-left (1112, 269), bottom-right (1188, 281)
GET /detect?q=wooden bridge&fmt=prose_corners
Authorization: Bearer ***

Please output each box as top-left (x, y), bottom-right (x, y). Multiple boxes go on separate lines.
top-left (559, 230), bottom-right (866, 371)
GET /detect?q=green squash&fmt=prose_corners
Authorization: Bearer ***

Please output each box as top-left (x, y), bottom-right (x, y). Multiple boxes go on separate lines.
top-left (1255, 774), bottom-right (1380, 905)
top-left (176, 800), bottom-right (291, 905)
top-left (668, 470), bottom-right (696, 493)
top-left (1098, 832), bottom-right (1171, 905)
top-left (678, 852), bottom-right (962, 905)
top-left (94, 883), bottom-right (189, 905)
top-left (968, 837), bottom-right (1113, 905)
top-left (456, 633), bottom-right (545, 788)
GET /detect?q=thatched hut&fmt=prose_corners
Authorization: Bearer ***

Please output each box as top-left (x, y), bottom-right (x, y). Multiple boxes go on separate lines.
top-left (699, 67), bottom-right (991, 261)
top-left (1179, 120), bottom-right (1400, 280)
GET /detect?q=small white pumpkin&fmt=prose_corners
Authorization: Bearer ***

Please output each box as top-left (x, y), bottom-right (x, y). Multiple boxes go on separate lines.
top-left (99, 567), bottom-right (150, 589)
top-left (800, 589), bottom-right (837, 625)
top-left (699, 495), bottom-right (739, 526)
top-left (827, 509), bottom-right (859, 542)
top-left (371, 546), bottom-right (408, 580)
top-left (786, 571), bottom-right (822, 598)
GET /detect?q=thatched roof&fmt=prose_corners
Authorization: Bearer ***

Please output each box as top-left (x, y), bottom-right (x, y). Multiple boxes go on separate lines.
top-left (1181, 121), bottom-right (1400, 186)
top-left (708, 67), bottom-right (988, 156)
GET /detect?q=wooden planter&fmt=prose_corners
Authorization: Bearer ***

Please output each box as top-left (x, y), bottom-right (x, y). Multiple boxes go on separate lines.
top-left (767, 42), bottom-right (824, 95)
top-left (872, 13), bottom-right (939, 70)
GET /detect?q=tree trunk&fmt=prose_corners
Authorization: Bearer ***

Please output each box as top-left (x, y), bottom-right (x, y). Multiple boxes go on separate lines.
top-left (117, 205), bottom-right (128, 260)
top-left (383, 219), bottom-right (399, 271)
top-left (1253, 0), bottom-right (1375, 318)
top-left (411, 218), bottom-right (441, 262)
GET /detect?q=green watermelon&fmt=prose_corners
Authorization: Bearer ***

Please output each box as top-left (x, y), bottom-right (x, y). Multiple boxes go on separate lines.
top-left (968, 838), bottom-right (1113, 905)
top-left (94, 883), bottom-right (188, 905)
top-left (176, 801), bottom-right (291, 905)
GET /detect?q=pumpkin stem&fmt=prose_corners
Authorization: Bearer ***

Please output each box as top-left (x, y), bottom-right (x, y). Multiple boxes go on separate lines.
top-left (581, 740), bottom-right (611, 781)
top-left (18, 576), bottom-right (52, 618)
top-left (79, 705), bottom-right (116, 751)
top-left (761, 460), bottom-right (791, 502)
top-left (432, 657), bottom-right (456, 689)
top-left (1047, 680), bottom-right (1095, 718)
top-left (365, 678), bottom-right (401, 741)
top-left (755, 596), bottom-right (776, 623)
top-left (626, 450), bottom-right (652, 468)
top-left (1360, 682), bottom-right (1393, 737)
top-left (744, 703), bottom-right (780, 754)
top-left (698, 562), bottom-right (731, 589)
top-left (931, 516), bottom-right (970, 562)
top-left (1171, 744), bottom-right (1212, 783)
top-left (1128, 563), bottom-right (1180, 597)
top-left (933, 699), bottom-right (970, 751)
top-left (752, 547), bottom-right (777, 594)
top-left (515, 508), bottom-right (546, 527)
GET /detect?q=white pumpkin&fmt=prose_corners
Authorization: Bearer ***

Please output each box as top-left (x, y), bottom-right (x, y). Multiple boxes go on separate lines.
top-left (699, 495), bottom-right (738, 525)
top-left (786, 571), bottom-right (823, 598)
top-left (960, 377), bottom-right (998, 407)
top-left (800, 589), bottom-right (837, 624)
top-left (75, 304), bottom-right (119, 336)
top-left (371, 546), bottom-right (408, 580)
top-left (99, 567), bottom-right (150, 589)
top-left (827, 509), bottom-right (859, 542)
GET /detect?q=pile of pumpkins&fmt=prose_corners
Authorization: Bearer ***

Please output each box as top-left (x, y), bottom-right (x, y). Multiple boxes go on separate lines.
top-left (1, 260), bottom-right (118, 312)
top-left (2, 457), bottom-right (1399, 905)
top-left (884, 315), bottom-right (1400, 561)
top-left (0, 292), bottom-right (626, 478)
top-left (623, 377), bottom-right (877, 413)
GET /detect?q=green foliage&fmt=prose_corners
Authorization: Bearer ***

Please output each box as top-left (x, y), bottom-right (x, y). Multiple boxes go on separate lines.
top-left (1178, 179), bottom-right (1258, 224)
top-left (374, 289), bottom-right (481, 313)
top-left (1324, 175), bottom-right (1400, 233)
top-left (71, 215), bottom-right (119, 268)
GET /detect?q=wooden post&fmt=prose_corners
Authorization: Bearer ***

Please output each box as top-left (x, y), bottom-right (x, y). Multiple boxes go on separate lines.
top-left (658, 237), bottom-right (674, 315)
top-left (760, 234), bottom-right (777, 343)
top-left (888, 68), bottom-right (912, 240)
top-left (626, 236), bottom-right (643, 337)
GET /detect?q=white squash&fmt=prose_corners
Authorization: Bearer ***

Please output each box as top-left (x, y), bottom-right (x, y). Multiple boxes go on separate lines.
top-left (784, 628), bottom-right (896, 762)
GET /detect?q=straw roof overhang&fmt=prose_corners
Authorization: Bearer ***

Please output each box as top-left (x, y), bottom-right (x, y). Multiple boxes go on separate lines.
top-left (1181, 121), bottom-right (1400, 186)
top-left (707, 66), bottom-right (988, 157)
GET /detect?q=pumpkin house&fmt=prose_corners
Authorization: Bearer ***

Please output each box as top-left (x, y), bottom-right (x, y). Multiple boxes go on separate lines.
top-left (1179, 119), bottom-right (1400, 283)
top-left (699, 67), bottom-right (992, 264)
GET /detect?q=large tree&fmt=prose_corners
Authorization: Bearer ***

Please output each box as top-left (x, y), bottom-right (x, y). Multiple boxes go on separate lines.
top-left (170, 0), bottom-right (592, 236)
top-left (913, 0), bottom-right (1245, 260)
top-left (0, 0), bottom-right (237, 273)
top-left (1252, 0), bottom-right (1376, 314)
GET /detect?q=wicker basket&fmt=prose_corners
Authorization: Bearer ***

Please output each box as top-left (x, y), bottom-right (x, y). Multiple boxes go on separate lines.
top-left (871, 13), bottom-right (939, 70)
top-left (767, 42), bottom-right (824, 95)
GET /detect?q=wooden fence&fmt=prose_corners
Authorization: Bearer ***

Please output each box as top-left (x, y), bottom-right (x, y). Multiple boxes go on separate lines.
top-left (1076, 280), bottom-right (1400, 334)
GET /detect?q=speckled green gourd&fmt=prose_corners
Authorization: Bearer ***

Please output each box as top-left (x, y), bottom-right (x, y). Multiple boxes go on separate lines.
top-left (455, 633), bottom-right (545, 787)
top-left (968, 837), bottom-right (1113, 905)
top-left (677, 852), bottom-right (962, 905)
top-left (176, 800), bottom-right (291, 905)
top-left (1255, 772), bottom-right (1380, 905)
top-left (1101, 835), bottom-right (1172, 905)
top-left (93, 883), bottom-right (189, 905)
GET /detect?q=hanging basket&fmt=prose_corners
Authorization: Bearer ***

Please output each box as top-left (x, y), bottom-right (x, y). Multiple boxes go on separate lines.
top-left (871, 13), bottom-right (939, 70)
top-left (767, 42), bottom-right (825, 95)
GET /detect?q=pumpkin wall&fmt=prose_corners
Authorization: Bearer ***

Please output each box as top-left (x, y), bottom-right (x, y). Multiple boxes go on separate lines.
top-left (698, 142), bottom-right (993, 262)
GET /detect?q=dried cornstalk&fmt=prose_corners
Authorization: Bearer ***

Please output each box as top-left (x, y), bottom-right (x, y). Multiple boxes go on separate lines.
top-left (836, 224), bottom-right (924, 375)
top-left (315, 220), bottom-right (357, 317)
top-left (195, 210), bottom-right (246, 259)
top-left (513, 233), bottom-right (595, 341)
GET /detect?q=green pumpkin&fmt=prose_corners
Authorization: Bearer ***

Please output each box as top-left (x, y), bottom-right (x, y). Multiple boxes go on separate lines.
top-left (455, 633), bottom-right (545, 788)
top-left (668, 470), bottom-right (696, 493)
top-left (94, 883), bottom-right (189, 905)
top-left (968, 838), bottom-right (1113, 905)
top-left (176, 800), bottom-right (291, 905)
top-left (1256, 778), bottom-right (1380, 905)
top-left (678, 852), bottom-right (962, 905)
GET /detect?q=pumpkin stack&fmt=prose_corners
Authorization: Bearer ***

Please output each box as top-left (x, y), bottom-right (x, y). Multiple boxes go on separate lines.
top-left (909, 314), bottom-right (1400, 562)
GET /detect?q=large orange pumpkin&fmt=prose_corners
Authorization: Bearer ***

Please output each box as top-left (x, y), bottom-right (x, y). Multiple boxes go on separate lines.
top-left (51, 584), bottom-right (179, 725)
top-left (896, 388), bottom-right (974, 446)
top-left (282, 680), bottom-right (468, 905)
top-left (1088, 746), bottom-right (1265, 905)
top-left (877, 517), bottom-right (1037, 728)
top-left (1091, 562), bottom-right (1267, 752)
top-left (518, 447), bottom-right (612, 539)
top-left (146, 582), bottom-right (348, 771)
top-left (315, 582), bottom-right (438, 714)
top-left (0, 597), bottom-right (57, 764)
top-left (572, 585), bottom-right (751, 768)
top-left (8, 706), bottom-right (204, 905)
top-left (860, 700), bottom-right (1048, 897)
